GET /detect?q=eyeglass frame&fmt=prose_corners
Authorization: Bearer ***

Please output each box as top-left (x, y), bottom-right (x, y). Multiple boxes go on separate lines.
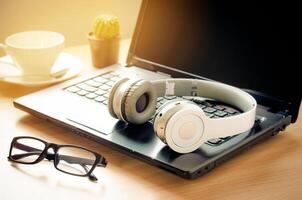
top-left (7, 136), bottom-right (107, 181)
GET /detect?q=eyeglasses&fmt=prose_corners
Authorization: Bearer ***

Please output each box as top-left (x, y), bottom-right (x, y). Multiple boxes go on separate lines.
top-left (7, 136), bottom-right (107, 181)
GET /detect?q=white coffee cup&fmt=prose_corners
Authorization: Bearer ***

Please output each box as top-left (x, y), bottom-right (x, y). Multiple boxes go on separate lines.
top-left (0, 31), bottom-right (64, 76)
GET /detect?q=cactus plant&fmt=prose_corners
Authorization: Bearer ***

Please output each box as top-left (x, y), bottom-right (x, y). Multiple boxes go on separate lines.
top-left (92, 15), bottom-right (120, 39)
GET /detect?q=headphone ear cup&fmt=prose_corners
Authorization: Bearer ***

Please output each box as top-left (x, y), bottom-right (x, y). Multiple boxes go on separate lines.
top-left (123, 80), bottom-right (157, 124)
top-left (154, 101), bottom-right (205, 153)
top-left (153, 100), bottom-right (195, 139)
top-left (153, 100), bottom-right (183, 142)
top-left (108, 78), bottom-right (129, 119)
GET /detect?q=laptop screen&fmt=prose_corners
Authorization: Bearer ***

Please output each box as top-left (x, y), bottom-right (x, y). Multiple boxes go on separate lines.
top-left (129, 0), bottom-right (300, 121)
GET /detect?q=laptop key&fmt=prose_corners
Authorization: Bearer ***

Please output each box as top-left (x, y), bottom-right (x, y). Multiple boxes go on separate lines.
top-left (192, 98), bottom-right (204, 104)
top-left (205, 113), bottom-right (214, 118)
top-left (157, 97), bottom-right (164, 102)
top-left (85, 80), bottom-right (103, 87)
top-left (214, 105), bottom-right (225, 111)
top-left (198, 104), bottom-right (206, 109)
top-left (214, 110), bottom-right (227, 117)
top-left (95, 96), bottom-right (106, 102)
top-left (105, 80), bottom-right (116, 86)
top-left (203, 107), bottom-right (217, 114)
top-left (102, 99), bottom-right (108, 105)
top-left (103, 93), bottom-right (110, 98)
top-left (102, 73), bottom-right (115, 79)
top-left (95, 89), bottom-right (107, 96)
top-left (77, 90), bottom-right (89, 96)
top-left (93, 77), bottom-right (108, 84)
top-left (108, 71), bottom-right (120, 76)
top-left (157, 100), bottom-right (167, 105)
top-left (110, 76), bottom-right (120, 81)
top-left (77, 83), bottom-right (98, 92)
top-left (85, 93), bottom-right (98, 99)
top-left (66, 86), bottom-right (80, 93)
top-left (204, 101), bottom-right (214, 107)
top-left (224, 108), bottom-right (237, 114)
top-left (99, 84), bottom-right (111, 90)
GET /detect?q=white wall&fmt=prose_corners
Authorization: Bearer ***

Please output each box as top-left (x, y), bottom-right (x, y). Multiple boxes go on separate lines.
top-left (0, 0), bottom-right (141, 51)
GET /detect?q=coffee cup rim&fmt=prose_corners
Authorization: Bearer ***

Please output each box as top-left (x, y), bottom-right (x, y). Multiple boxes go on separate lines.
top-left (5, 30), bottom-right (65, 49)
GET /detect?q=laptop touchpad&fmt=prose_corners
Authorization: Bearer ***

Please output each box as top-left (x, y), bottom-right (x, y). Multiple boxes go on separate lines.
top-left (66, 107), bottom-right (126, 135)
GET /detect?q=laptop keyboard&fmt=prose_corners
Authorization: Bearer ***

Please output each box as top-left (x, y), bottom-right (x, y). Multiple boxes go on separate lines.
top-left (64, 71), bottom-right (242, 146)
top-left (65, 71), bottom-right (121, 105)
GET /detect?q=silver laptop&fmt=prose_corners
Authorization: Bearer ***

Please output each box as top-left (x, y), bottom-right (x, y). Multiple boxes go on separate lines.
top-left (14, 0), bottom-right (300, 178)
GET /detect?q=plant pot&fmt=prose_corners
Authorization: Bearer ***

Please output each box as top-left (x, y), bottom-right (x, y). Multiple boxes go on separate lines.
top-left (88, 32), bottom-right (120, 68)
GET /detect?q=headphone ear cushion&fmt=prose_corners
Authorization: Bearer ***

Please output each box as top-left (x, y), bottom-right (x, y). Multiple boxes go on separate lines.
top-left (108, 78), bottom-right (129, 118)
top-left (123, 80), bottom-right (157, 124)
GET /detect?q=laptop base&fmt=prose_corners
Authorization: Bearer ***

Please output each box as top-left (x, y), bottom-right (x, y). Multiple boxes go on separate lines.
top-left (14, 66), bottom-right (292, 179)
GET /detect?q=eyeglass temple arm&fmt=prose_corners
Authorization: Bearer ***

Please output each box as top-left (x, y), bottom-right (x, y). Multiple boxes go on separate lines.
top-left (54, 155), bottom-right (107, 167)
top-left (79, 164), bottom-right (98, 181)
top-left (11, 142), bottom-right (107, 167)
top-left (9, 142), bottom-right (42, 160)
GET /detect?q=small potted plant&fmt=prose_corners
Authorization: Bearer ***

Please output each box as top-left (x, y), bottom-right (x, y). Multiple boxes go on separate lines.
top-left (88, 15), bottom-right (120, 68)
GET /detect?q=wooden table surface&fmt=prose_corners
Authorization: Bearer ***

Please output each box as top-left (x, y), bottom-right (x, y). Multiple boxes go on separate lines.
top-left (0, 39), bottom-right (301, 200)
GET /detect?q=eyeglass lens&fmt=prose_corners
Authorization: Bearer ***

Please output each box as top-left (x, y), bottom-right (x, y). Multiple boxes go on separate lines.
top-left (11, 138), bottom-right (45, 163)
top-left (56, 146), bottom-right (97, 176)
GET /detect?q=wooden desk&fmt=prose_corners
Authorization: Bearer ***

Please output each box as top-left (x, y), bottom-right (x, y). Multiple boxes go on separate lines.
top-left (1, 39), bottom-right (301, 200)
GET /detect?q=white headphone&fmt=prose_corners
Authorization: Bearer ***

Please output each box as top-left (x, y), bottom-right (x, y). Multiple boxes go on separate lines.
top-left (108, 78), bottom-right (257, 153)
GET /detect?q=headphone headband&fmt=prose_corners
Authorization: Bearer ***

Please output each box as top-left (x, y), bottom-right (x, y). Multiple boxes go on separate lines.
top-left (152, 79), bottom-right (257, 139)
top-left (152, 79), bottom-right (256, 112)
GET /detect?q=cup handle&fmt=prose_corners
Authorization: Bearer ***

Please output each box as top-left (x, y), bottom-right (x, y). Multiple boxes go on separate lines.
top-left (0, 43), bottom-right (17, 67)
top-left (0, 43), bottom-right (7, 53)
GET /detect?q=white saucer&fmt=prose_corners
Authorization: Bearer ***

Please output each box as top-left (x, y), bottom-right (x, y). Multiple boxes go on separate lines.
top-left (0, 52), bottom-right (82, 87)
